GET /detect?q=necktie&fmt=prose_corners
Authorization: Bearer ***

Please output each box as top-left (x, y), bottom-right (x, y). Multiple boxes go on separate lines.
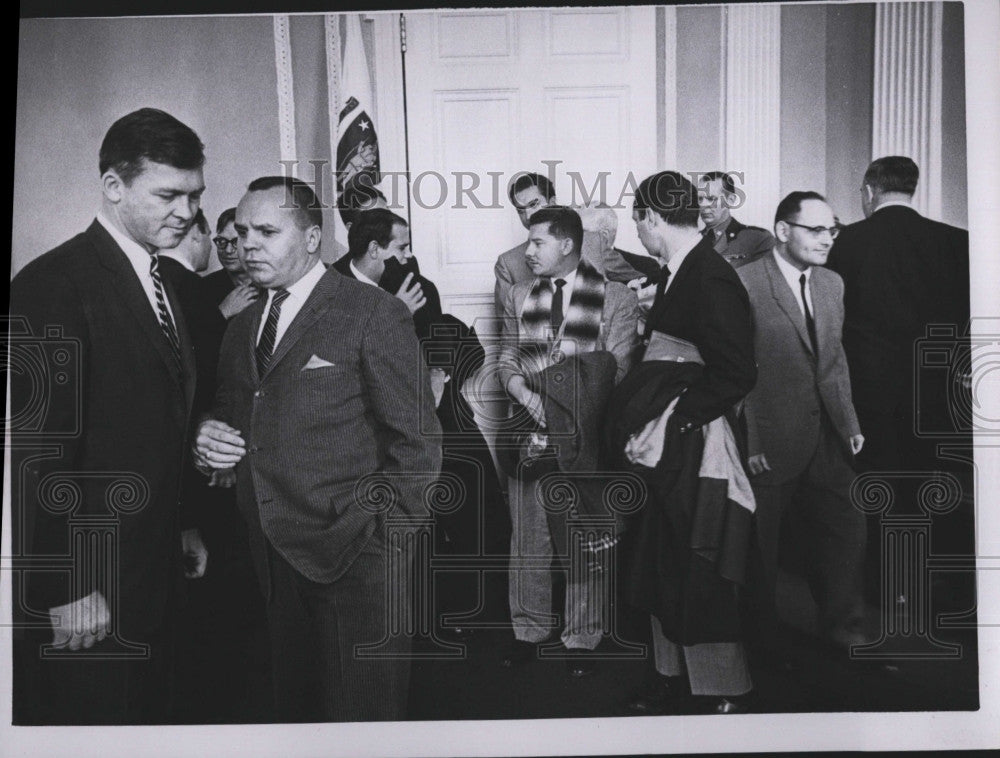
top-left (654, 264), bottom-right (672, 301)
top-left (550, 278), bottom-right (566, 336)
top-left (256, 288), bottom-right (291, 377)
top-left (149, 254), bottom-right (182, 368)
top-left (799, 273), bottom-right (817, 354)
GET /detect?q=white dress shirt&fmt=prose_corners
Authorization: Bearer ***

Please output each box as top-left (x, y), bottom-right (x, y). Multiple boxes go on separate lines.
top-left (256, 260), bottom-right (326, 348)
top-left (96, 212), bottom-right (176, 322)
top-left (772, 249), bottom-right (814, 316)
top-left (546, 267), bottom-right (577, 312)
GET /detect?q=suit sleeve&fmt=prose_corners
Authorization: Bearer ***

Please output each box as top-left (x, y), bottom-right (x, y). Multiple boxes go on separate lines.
top-left (494, 254), bottom-right (514, 320)
top-left (830, 275), bottom-right (862, 437)
top-left (495, 283), bottom-right (523, 393)
top-left (603, 284), bottom-right (640, 383)
top-left (10, 266), bottom-right (92, 611)
top-left (360, 296), bottom-right (442, 517)
top-left (674, 272), bottom-right (757, 427)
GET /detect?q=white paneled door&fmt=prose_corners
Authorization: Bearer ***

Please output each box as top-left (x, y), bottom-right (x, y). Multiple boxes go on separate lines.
top-left (403, 7), bottom-right (658, 326)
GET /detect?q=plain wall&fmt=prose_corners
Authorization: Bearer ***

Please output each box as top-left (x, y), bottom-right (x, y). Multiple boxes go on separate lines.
top-left (14, 16), bottom-right (281, 276)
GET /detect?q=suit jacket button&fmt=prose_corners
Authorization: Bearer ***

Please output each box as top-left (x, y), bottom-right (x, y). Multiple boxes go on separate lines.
top-left (250, 445), bottom-right (259, 453)
top-left (810, 409), bottom-right (820, 416)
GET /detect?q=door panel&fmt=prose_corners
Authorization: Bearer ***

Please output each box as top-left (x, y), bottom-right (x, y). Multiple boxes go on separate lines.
top-left (404, 7), bottom-right (657, 326)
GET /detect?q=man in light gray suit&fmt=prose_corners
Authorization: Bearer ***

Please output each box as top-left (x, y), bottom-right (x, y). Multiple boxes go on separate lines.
top-left (194, 176), bottom-right (441, 722)
top-left (496, 206), bottom-right (639, 676)
top-left (738, 191), bottom-right (867, 655)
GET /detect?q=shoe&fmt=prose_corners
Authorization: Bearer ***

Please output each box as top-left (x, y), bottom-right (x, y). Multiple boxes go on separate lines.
top-left (688, 692), bottom-right (754, 715)
top-left (501, 639), bottom-right (536, 668)
top-left (563, 649), bottom-right (596, 678)
top-left (626, 674), bottom-right (687, 715)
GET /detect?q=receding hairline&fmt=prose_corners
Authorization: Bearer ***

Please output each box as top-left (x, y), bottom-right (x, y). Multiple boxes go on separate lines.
top-left (238, 185), bottom-right (322, 229)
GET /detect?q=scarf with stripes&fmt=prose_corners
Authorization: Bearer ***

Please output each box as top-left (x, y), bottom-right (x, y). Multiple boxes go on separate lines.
top-left (519, 258), bottom-right (606, 361)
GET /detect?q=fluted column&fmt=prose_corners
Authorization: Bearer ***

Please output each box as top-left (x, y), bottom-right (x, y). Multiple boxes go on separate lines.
top-left (873, 2), bottom-right (944, 218)
top-left (724, 5), bottom-right (781, 228)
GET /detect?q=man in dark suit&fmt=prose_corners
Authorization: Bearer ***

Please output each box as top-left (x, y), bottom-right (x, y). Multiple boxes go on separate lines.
top-left (158, 209), bottom-right (270, 720)
top-left (826, 156), bottom-right (970, 474)
top-left (697, 171), bottom-right (774, 269)
top-left (332, 206), bottom-right (443, 339)
top-left (202, 206), bottom-right (260, 320)
top-left (624, 171), bottom-right (757, 715)
top-left (194, 176), bottom-right (441, 722)
top-left (495, 206), bottom-right (639, 677)
top-left (10, 108), bottom-right (206, 724)
top-left (739, 191), bottom-right (867, 654)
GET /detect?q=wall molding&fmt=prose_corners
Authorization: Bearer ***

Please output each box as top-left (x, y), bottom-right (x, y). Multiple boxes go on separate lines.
top-left (273, 15), bottom-right (297, 173)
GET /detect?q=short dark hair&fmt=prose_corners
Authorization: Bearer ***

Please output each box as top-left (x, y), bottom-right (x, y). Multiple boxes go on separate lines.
top-left (508, 172), bottom-right (556, 205)
top-left (246, 176), bottom-right (323, 230)
top-left (216, 207), bottom-right (236, 234)
top-left (863, 156), bottom-right (919, 196)
top-left (191, 208), bottom-right (209, 235)
top-left (339, 172), bottom-right (387, 227)
top-left (527, 206), bottom-right (583, 256)
top-left (774, 191), bottom-right (828, 224)
top-left (633, 171), bottom-right (700, 228)
top-left (348, 208), bottom-right (407, 261)
top-left (99, 108), bottom-right (205, 185)
top-left (702, 171), bottom-right (738, 195)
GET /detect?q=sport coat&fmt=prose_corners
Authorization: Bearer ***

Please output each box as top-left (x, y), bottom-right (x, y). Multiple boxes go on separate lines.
top-left (332, 252), bottom-right (443, 340)
top-left (826, 204), bottom-right (969, 415)
top-left (10, 220), bottom-right (197, 636)
top-left (496, 261), bottom-right (640, 388)
top-left (738, 253), bottom-right (861, 484)
top-left (642, 236), bottom-right (757, 428)
top-left (212, 265), bottom-right (442, 584)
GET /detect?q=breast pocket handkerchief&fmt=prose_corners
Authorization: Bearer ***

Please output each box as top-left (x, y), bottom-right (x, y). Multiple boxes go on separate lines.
top-left (302, 354), bottom-right (336, 370)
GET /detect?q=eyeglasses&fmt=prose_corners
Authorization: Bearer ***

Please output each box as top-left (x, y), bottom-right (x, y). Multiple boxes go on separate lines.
top-left (783, 221), bottom-right (840, 239)
top-left (213, 236), bottom-right (239, 252)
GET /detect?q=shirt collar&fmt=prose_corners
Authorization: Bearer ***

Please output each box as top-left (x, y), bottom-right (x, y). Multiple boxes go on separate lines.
top-left (704, 213), bottom-right (731, 237)
top-left (548, 267), bottom-right (577, 289)
top-left (281, 258), bottom-right (325, 302)
top-left (665, 228), bottom-right (703, 272)
top-left (96, 211), bottom-right (154, 269)
top-left (873, 198), bottom-right (915, 212)
top-left (157, 249), bottom-right (195, 272)
top-left (349, 259), bottom-right (380, 287)
top-left (772, 248), bottom-right (811, 288)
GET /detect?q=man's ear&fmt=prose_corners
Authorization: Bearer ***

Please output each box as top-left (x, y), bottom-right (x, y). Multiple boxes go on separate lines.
top-left (102, 170), bottom-right (124, 204)
top-left (774, 220), bottom-right (790, 244)
top-left (367, 239), bottom-right (380, 259)
top-left (305, 225), bottom-right (322, 254)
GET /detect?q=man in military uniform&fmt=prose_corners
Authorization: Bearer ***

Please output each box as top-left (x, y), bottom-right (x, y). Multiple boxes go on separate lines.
top-left (698, 171), bottom-right (774, 269)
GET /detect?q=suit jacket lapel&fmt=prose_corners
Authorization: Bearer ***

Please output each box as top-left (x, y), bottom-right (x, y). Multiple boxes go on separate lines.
top-left (647, 236), bottom-right (704, 326)
top-left (764, 252), bottom-right (814, 357)
top-left (161, 276), bottom-right (198, 410)
top-left (260, 268), bottom-right (340, 380)
top-left (246, 295), bottom-right (268, 384)
top-left (810, 272), bottom-right (835, 360)
top-left (88, 221), bottom-right (191, 381)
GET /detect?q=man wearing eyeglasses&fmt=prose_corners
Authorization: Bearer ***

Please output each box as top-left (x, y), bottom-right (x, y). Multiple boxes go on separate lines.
top-left (203, 206), bottom-right (260, 319)
top-left (737, 191), bottom-right (867, 660)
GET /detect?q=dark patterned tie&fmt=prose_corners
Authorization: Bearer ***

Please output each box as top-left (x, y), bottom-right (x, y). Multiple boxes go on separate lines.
top-left (799, 273), bottom-right (817, 354)
top-left (148, 254), bottom-right (181, 368)
top-left (550, 278), bottom-right (566, 335)
top-left (256, 288), bottom-right (291, 377)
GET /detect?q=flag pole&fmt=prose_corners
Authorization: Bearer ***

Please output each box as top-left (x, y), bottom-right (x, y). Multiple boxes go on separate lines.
top-left (399, 12), bottom-right (413, 233)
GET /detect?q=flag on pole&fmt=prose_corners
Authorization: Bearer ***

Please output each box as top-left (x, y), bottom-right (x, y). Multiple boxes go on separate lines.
top-left (337, 14), bottom-right (380, 193)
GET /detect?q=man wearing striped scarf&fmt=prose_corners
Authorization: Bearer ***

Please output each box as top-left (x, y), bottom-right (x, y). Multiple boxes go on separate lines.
top-left (496, 205), bottom-right (639, 677)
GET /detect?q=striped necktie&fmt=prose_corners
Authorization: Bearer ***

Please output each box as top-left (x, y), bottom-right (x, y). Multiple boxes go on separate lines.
top-left (148, 254), bottom-right (182, 368)
top-left (256, 288), bottom-right (291, 377)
